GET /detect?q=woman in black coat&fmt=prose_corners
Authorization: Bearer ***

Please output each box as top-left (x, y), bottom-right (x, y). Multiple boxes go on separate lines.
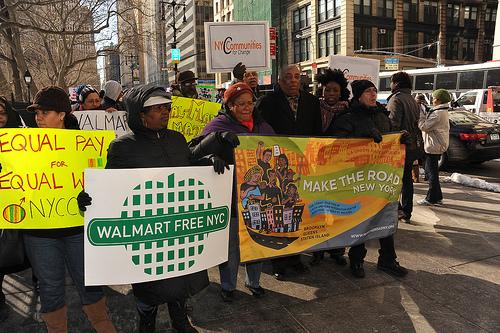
top-left (81, 85), bottom-right (225, 333)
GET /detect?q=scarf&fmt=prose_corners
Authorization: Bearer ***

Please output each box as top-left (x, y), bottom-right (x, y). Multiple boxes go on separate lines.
top-left (320, 99), bottom-right (349, 132)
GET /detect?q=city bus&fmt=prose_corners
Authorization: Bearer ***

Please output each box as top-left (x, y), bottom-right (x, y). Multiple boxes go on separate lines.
top-left (378, 61), bottom-right (500, 103)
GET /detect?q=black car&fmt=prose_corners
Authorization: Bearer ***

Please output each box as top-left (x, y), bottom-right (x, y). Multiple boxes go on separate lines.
top-left (439, 109), bottom-right (500, 169)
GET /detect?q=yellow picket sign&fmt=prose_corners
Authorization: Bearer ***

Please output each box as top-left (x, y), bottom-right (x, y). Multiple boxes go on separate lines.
top-left (168, 96), bottom-right (221, 141)
top-left (0, 128), bottom-right (115, 229)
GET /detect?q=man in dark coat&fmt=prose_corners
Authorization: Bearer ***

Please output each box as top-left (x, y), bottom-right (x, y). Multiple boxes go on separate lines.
top-left (255, 64), bottom-right (322, 280)
top-left (386, 72), bottom-right (423, 223)
top-left (329, 80), bottom-right (408, 280)
top-left (92, 85), bottom-right (224, 333)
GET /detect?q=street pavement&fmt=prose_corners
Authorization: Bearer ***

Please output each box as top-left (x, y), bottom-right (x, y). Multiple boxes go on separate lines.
top-left (2, 160), bottom-right (499, 333)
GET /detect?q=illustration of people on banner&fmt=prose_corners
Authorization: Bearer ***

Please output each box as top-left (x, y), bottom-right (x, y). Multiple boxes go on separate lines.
top-left (235, 134), bottom-right (405, 263)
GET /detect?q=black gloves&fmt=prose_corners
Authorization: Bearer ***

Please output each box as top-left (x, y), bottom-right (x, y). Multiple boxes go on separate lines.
top-left (232, 62), bottom-right (246, 81)
top-left (77, 191), bottom-right (92, 212)
top-left (210, 155), bottom-right (229, 174)
top-left (400, 130), bottom-right (411, 144)
top-left (218, 131), bottom-right (240, 148)
top-left (370, 128), bottom-right (383, 143)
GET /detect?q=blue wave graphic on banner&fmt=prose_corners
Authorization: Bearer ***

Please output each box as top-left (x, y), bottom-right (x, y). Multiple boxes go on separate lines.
top-left (308, 200), bottom-right (361, 217)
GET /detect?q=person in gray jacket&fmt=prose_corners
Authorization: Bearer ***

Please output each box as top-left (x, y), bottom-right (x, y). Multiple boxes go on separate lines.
top-left (417, 89), bottom-right (451, 206)
top-left (386, 72), bottom-right (423, 223)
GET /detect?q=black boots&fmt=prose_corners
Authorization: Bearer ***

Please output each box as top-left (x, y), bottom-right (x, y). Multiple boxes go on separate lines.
top-left (138, 306), bottom-right (157, 333)
top-left (167, 301), bottom-right (198, 333)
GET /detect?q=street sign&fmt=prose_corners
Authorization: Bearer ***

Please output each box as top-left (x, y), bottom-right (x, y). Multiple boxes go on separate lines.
top-left (384, 57), bottom-right (399, 70)
top-left (171, 48), bottom-right (181, 64)
top-left (312, 62), bottom-right (318, 75)
top-left (269, 27), bottom-right (277, 60)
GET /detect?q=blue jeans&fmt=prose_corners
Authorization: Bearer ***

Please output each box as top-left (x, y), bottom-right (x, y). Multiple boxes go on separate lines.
top-left (24, 232), bottom-right (104, 313)
top-left (219, 218), bottom-right (263, 291)
top-left (424, 154), bottom-right (443, 203)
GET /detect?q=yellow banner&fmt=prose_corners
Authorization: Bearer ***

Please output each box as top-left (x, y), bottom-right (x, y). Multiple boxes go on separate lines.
top-left (0, 128), bottom-right (115, 229)
top-left (168, 96), bottom-right (221, 141)
top-left (235, 134), bottom-right (405, 262)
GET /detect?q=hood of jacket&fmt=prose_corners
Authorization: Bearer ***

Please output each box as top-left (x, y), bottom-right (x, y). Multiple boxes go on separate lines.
top-left (123, 84), bottom-right (170, 134)
top-left (4, 101), bottom-right (23, 128)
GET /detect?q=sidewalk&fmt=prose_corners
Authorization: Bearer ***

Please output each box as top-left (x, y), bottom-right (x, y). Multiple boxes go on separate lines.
top-left (2, 180), bottom-right (500, 332)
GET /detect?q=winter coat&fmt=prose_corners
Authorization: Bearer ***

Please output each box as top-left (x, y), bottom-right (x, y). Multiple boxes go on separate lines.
top-left (106, 84), bottom-right (209, 305)
top-left (328, 102), bottom-right (393, 138)
top-left (418, 104), bottom-right (450, 155)
top-left (387, 88), bottom-right (424, 159)
top-left (189, 107), bottom-right (275, 216)
top-left (255, 85), bottom-right (322, 136)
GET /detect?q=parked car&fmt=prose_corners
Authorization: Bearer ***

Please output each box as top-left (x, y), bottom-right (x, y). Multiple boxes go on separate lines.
top-left (439, 109), bottom-right (500, 169)
top-left (452, 86), bottom-right (500, 123)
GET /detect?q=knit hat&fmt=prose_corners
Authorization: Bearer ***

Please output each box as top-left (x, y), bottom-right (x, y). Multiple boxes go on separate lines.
top-left (78, 85), bottom-right (98, 103)
top-left (224, 82), bottom-right (254, 104)
top-left (27, 86), bottom-right (72, 114)
top-left (176, 70), bottom-right (198, 84)
top-left (351, 80), bottom-right (377, 101)
top-left (103, 80), bottom-right (122, 101)
top-left (432, 89), bottom-right (452, 104)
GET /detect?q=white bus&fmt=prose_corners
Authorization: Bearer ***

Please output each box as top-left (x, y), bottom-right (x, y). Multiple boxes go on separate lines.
top-left (378, 61), bottom-right (500, 103)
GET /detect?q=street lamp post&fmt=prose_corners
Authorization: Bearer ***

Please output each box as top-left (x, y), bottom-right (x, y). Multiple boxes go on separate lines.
top-left (24, 70), bottom-right (32, 103)
top-left (159, 0), bottom-right (187, 80)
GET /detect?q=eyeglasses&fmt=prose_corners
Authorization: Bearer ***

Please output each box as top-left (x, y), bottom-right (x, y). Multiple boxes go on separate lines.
top-left (148, 104), bottom-right (171, 112)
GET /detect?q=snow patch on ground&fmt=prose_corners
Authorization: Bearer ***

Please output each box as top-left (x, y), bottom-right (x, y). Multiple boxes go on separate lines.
top-left (443, 173), bottom-right (500, 193)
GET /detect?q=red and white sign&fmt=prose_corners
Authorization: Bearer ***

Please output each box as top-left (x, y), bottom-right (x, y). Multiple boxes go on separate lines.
top-left (269, 27), bottom-right (277, 60)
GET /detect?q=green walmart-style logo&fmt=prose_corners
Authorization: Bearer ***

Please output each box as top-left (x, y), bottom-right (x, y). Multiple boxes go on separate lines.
top-left (87, 173), bottom-right (229, 276)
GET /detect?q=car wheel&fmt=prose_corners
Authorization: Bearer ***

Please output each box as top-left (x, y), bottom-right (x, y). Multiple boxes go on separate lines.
top-left (438, 152), bottom-right (449, 170)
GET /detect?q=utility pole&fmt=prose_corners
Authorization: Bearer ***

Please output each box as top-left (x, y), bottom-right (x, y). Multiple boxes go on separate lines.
top-left (159, 0), bottom-right (187, 81)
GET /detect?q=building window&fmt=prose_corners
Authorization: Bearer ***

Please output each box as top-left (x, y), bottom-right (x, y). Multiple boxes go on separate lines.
top-left (423, 1), bottom-right (438, 24)
top-left (446, 4), bottom-right (460, 26)
top-left (355, 26), bottom-right (372, 50)
top-left (463, 38), bottom-right (475, 61)
top-left (378, 29), bottom-right (394, 52)
top-left (317, 28), bottom-right (340, 58)
top-left (484, 39), bottom-right (493, 62)
top-left (227, 11), bottom-right (231, 21)
top-left (446, 35), bottom-right (459, 60)
top-left (294, 37), bottom-right (311, 62)
top-left (293, 5), bottom-right (311, 31)
top-left (215, 2), bottom-right (219, 13)
top-left (403, 0), bottom-right (418, 22)
top-left (377, 0), bottom-right (393, 18)
top-left (423, 32), bottom-right (437, 59)
top-left (354, 0), bottom-right (371, 16)
top-left (463, 6), bottom-right (477, 27)
top-left (318, 0), bottom-right (341, 21)
top-left (485, 7), bottom-right (497, 22)
top-left (403, 31), bottom-right (419, 55)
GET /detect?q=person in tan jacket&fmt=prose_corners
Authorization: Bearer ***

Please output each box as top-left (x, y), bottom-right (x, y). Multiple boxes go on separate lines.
top-left (417, 89), bottom-right (451, 206)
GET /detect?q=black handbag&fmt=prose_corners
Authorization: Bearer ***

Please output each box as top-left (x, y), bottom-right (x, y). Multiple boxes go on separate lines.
top-left (0, 229), bottom-right (26, 271)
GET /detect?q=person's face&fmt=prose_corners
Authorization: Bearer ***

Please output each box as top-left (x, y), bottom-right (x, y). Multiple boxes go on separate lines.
top-left (229, 92), bottom-right (254, 122)
top-left (181, 80), bottom-right (198, 96)
top-left (390, 81), bottom-right (397, 91)
top-left (279, 66), bottom-right (301, 97)
top-left (140, 103), bottom-right (171, 130)
top-left (433, 98), bottom-right (441, 106)
top-left (251, 172), bottom-right (261, 182)
top-left (263, 151), bottom-right (272, 162)
top-left (288, 186), bottom-right (296, 195)
top-left (82, 92), bottom-right (101, 110)
top-left (244, 71), bottom-right (258, 88)
top-left (358, 87), bottom-right (378, 108)
top-left (269, 171), bottom-right (276, 181)
top-left (35, 109), bottom-right (65, 129)
top-left (323, 81), bottom-right (341, 105)
top-left (0, 105), bottom-right (7, 128)
top-left (278, 157), bottom-right (286, 167)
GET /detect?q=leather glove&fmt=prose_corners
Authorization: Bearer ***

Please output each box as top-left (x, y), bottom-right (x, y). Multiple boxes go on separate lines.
top-left (370, 128), bottom-right (383, 143)
top-left (232, 62), bottom-right (246, 81)
top-left (218, 131), bottom-right (240, 148)
top-left (77, 191), bottom-right (92, 212)
top-left (400, 130), bottom-right (411, 144)
top-left (210, 155), bottom-right (229, 174)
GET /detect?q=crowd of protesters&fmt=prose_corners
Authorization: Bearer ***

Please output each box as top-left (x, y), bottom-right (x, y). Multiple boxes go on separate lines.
top-left (0, 63), bottom-right (452, 333)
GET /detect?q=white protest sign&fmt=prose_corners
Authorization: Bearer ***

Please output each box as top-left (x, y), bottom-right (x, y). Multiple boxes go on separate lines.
top-left (74, 110), bottom-right (130, 138)
top-left (328, 55), bottom-right (380, 89)
top-left (84, 166), bottom-right (233, 286)
top-left (204, 21), bottom-right (270, 73)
